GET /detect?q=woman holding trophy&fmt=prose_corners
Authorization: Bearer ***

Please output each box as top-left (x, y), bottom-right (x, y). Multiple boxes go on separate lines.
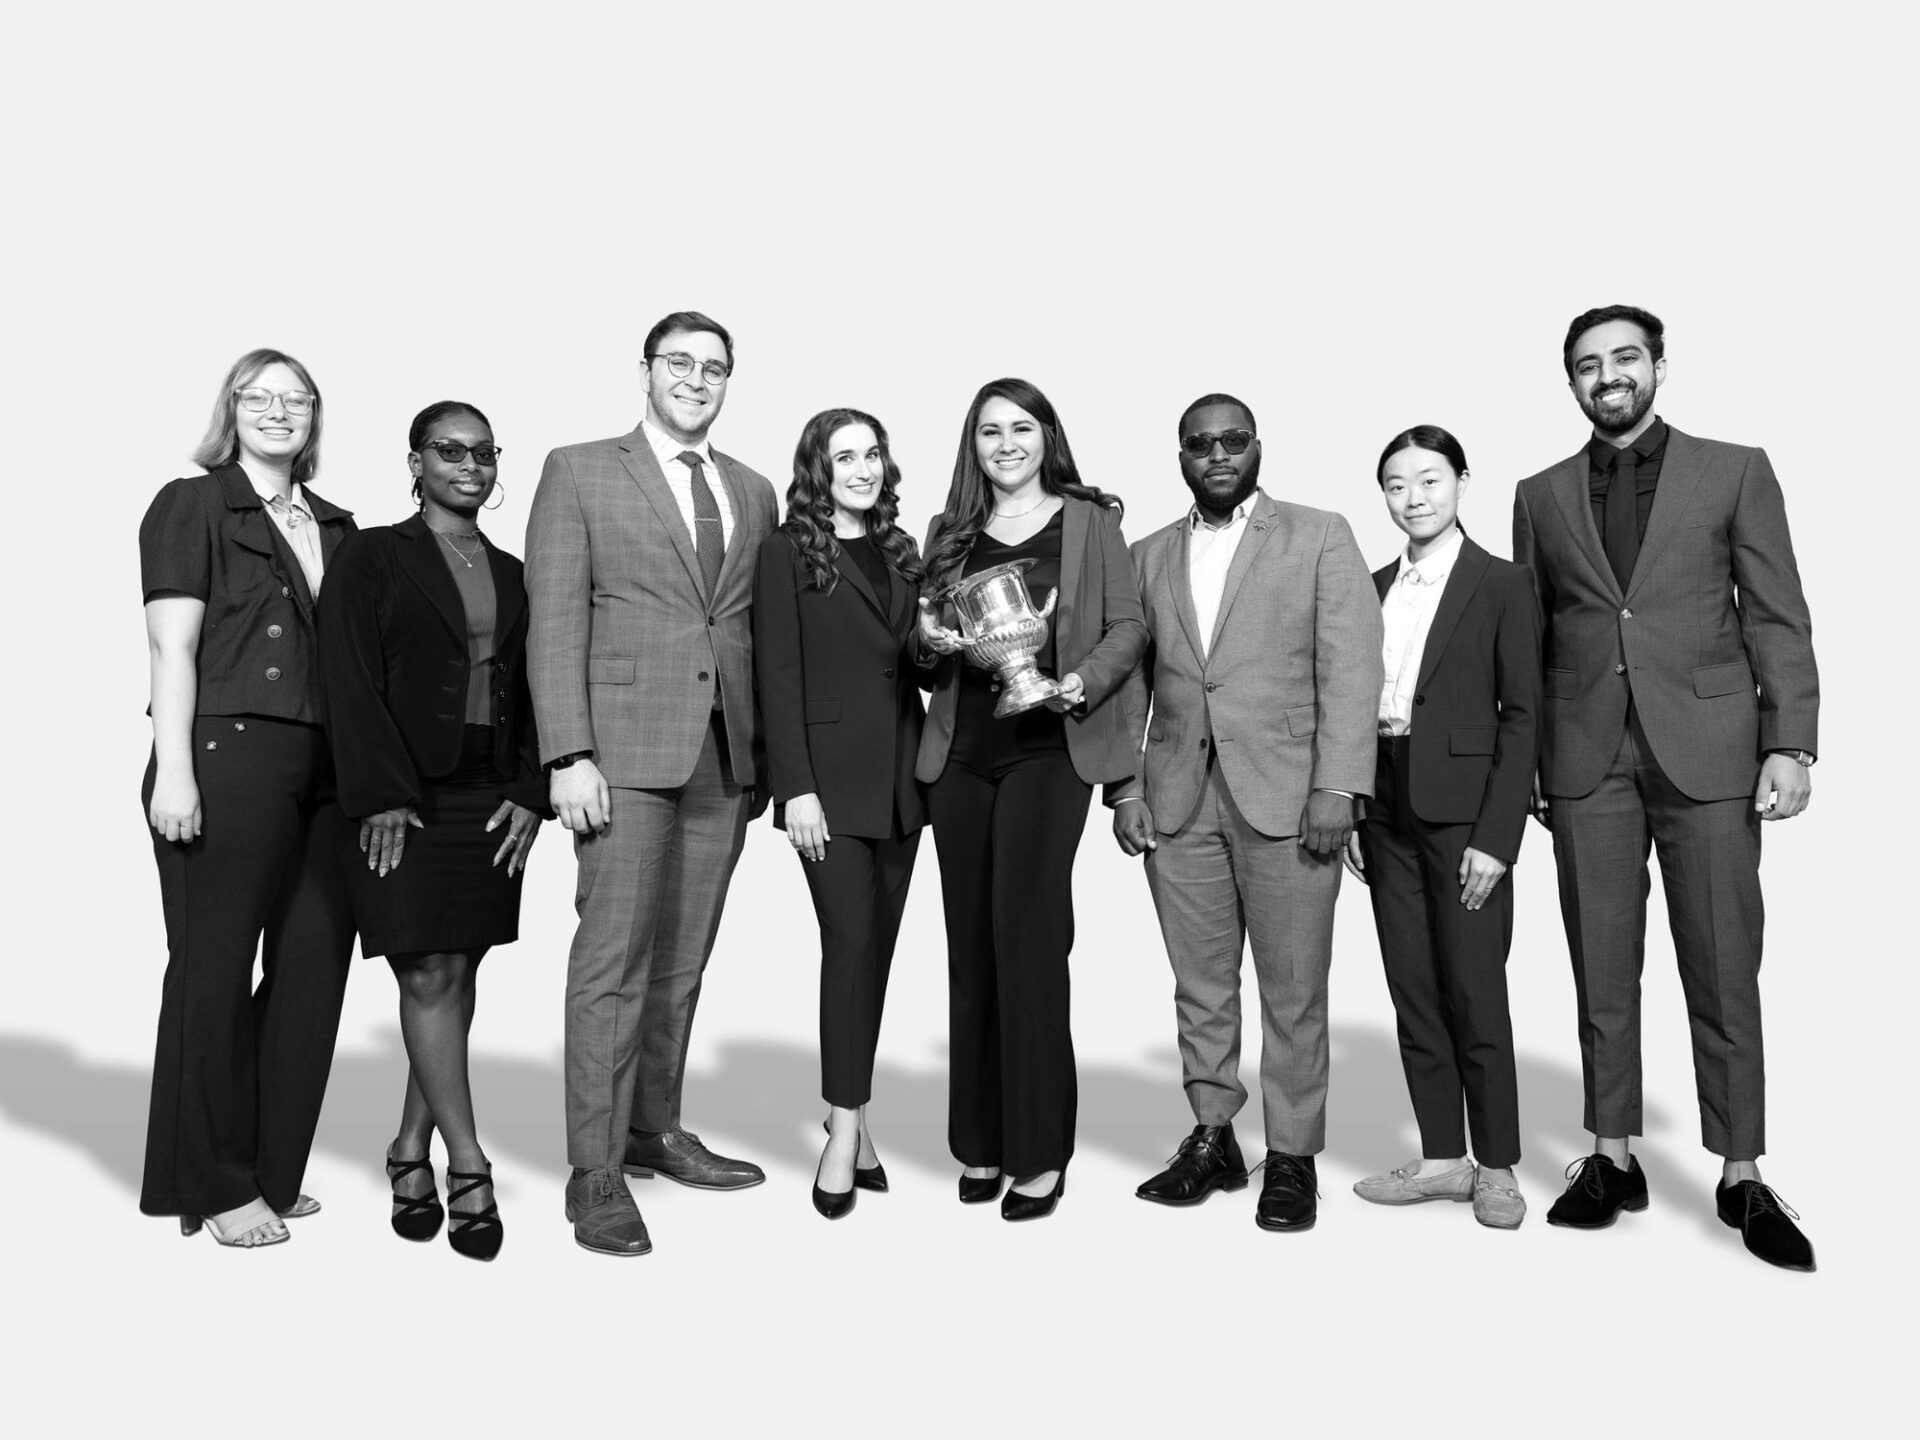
top-left (917, 378), bottom-right (1147, 1220)
top-left (753, 409), bottom-right (930, 1220)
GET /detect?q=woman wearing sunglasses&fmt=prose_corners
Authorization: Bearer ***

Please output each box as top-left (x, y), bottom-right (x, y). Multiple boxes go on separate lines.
top-left (916, 378), bottom-right (1148, 1220)
top-left (753, 408), bottom-right (928, 1219)
top-left (1343, 425), bottom-right (1541, 1229)
top-left (318, 401), bottom-right (548, 1261)
top-left (138, 349), bottom-right (358, 1248)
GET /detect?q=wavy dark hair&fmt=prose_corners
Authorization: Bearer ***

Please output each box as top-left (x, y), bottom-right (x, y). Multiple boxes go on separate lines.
top-left (782, 408), bottom-right (925, 594)
top-left (408, 400), bottom-right (493, 507)
top-left (192, 347), bottom-right (324, 486)
top-left (925, 378), bottom-right (1121, 590)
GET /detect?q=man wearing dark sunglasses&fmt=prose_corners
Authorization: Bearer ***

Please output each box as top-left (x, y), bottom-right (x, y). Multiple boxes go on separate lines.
top-left (526, 309), bottom-right (779, 1256)
top-left (1112, 393), bottom-right (1382, 1233)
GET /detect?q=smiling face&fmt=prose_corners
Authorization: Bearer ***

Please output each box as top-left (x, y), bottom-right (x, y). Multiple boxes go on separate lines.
top-left (825, 422), bottom-right (884, 535)
top-left (233, 360), bottom-right (314, 475)
top-left (973, 396), bottom-right (1047, 496)
top-left (643, 327), bottom-right (730, 444)
top-left (1569, 318), bottom-right (1665, 437)
top-left (1179, 399), bottom-right (1261, 517)
top-left (1380, 444), bottom-right (1467, 547)
top-left (410, 410), bottom-right (497, 525)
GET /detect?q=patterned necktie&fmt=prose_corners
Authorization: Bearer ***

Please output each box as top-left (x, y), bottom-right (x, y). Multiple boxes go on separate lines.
top-left (678, 449), bottom-right (725, 598)
top-left (1602, 447), bottom-right (1639, 591)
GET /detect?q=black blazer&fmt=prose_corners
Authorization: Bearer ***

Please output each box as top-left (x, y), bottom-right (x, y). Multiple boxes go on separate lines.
top-left (1369, 534), bottom-right (1542, 864)
top-left (752, 530), bottom-right (927, 840)
top-left (139, 464), bottom-right (355, 724)
top-left (318, 514), bottom-right (546, 820)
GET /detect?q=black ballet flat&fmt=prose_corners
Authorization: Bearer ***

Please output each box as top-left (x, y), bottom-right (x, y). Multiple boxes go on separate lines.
top-left (1001, 1172), bottom-right (1065, 1222)
top-left (386, 1148), bottom-right (446, 1242)
top-left (958, 1171), bottom-right (1005, 1205)
top-left (823, 1120), bottom-right (888, 1192)
top-left (445, 1165), bottom-right (503, 1261)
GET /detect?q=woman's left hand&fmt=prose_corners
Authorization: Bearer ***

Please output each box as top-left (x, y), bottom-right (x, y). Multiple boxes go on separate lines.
top-left (1458, 846), bottom-right (1508, 911)
top-left (1042, 671), bottom-right (1086, 713)
top-left (488, 800), bottom-right (543, 876)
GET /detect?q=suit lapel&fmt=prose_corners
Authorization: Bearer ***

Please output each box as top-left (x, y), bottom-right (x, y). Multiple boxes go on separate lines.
top-left (1544, 451), bottom-right (1620, 601)
top-left (1622, 425), bottom-right (1702, 603)
top-left (1166, 521), bottom-right (1204, 662)
top-left (1207, 493), bottom-right (1280, 655)
top-left (712, 453), bottom-right (756, 601)
top-left (1373, 560), bottom-right (1397, 604)
top-left (832, 543), bottom-right (888, 627)
top-left (618, 429), bottom-right (705, 595)
top-left (395, 513), bottom-right (470, 642)
top-left (219, 467), bottom-right (315, 619)
top-left (1415, 537), bottom-right (1490, 691)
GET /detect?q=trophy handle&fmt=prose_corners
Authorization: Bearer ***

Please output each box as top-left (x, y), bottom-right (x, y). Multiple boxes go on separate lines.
top-left (1035, 587), bottom-right (1058, 621)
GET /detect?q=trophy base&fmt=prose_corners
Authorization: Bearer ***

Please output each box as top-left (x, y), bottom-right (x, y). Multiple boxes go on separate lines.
top-left (992, 665), bottom-right (1062, 718)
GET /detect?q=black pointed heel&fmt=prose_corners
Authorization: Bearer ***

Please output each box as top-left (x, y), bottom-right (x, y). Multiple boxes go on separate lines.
top-left (386, 1149), bottom-right (446, 1242)
top-left (823, 1119), bottom-right (888, 1192)
top-left (1002, 1171), bottom-right (1065, 1222)
top-left (446, 1165), bottom-right (503, 1261)
top-left (958, 1170), bottom-right (1004, 1204)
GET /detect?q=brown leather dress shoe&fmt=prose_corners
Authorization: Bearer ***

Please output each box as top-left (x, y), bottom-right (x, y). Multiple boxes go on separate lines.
top-left (566, 1167), bottom-right (652, 1256)
top-left (623, 1128), bottom-right (766, 1190)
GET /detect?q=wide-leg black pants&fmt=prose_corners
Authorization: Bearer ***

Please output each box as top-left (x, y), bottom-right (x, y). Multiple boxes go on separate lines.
top-left (140, 715), bottom-right (355, 1216)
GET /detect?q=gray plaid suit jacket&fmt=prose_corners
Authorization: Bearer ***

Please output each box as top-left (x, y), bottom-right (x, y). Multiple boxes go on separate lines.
top-left (526, 423), bottom-right (778, 788)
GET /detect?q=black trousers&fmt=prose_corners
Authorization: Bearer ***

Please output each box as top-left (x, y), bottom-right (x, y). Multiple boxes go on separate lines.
top-left (801, 828), bottom-right (921, 1108)
top-left (928, 744), bottom-right (1090, 1177)
top-left (140, 715), bottom-right (356, 1216)
top-left (1360, 736), bottom-right (1522, 1168)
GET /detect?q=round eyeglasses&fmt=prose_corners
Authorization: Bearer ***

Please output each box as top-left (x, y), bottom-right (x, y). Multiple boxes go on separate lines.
top-left (649, 351), bottom-right (731, 385)
top-left (235, 387), bottom-right (316, 416)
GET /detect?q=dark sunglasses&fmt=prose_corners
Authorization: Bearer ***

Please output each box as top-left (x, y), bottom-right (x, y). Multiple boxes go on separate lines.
top-left (1180, 429), bottom-right (1256, 459)
top-left (419, 441), bottom-right (503, 464)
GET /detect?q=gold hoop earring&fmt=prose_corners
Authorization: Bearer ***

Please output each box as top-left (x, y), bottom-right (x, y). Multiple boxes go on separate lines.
top-left (484, 480), bottom-right (507, 510)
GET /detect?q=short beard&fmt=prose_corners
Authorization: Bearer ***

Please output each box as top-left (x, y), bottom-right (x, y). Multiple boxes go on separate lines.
top-left (1582, 380), bottom-right (1656, 436)
top-left (1187, 446), bottom-right (1261, 517)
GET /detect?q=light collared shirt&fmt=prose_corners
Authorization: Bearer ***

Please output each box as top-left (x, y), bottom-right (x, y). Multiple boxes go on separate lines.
top-left (641, 415), bottom-right (735, 552)
top-left (257, 480), bottom-right (326, 598)
top-left (1188, 491), bottom-right (1259, 659)
top-left (1378, 526), bottom-right (1464, 735)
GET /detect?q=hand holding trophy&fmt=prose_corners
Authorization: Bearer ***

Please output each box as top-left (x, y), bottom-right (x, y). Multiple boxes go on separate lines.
top-left (938, 558), bottom-right (1062, 717)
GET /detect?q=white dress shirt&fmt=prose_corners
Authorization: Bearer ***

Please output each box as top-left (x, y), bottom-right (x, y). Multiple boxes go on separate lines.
top-left (641, 415), bottom-right (735, 551)
top-left (1378, 526), bottom-right (1464, 736)
top-left (1188, 492), bottom-right (1258, 658)
top-left (257, 480), bottom-right (326, 598)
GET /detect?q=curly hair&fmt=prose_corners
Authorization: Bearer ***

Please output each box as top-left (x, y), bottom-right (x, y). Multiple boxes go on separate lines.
top-left (925, 377), bottom-right (1121, 590)
top-left (782, 408), bottom-right (925, 594)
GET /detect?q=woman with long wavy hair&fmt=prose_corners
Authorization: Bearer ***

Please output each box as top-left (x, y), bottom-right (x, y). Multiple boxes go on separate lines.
top-left (915, 378), bottom-right (1148, 1220)
top-left (753, 408), bottom-right (929, 1219)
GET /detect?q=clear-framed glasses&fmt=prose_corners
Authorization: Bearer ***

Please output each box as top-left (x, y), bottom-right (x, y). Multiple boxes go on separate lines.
top-left (649, 351), bottom-right (731, 385)
top-left (1180, 428), bottom-right (1255, 459)
top-left (235, 386), bottom-right (316, 416)
top-left (418, 441), bottom-right (503, 465)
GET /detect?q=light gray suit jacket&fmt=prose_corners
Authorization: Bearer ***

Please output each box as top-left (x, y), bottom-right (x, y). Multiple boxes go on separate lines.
top-left (1116, 491), bottom-right (1383, 838)
top-left (525, 423), bottom-right (778, 788)
top-left (1512, 424), bottom-right (1817, 802)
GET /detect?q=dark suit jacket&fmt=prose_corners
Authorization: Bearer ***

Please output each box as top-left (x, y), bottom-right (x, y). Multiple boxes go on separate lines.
top-left (915, 496), bottom-right (1149, 786)
top-left (1370, 535), bottom-right (1541, 864)
top-left (526, 425), bottom-right (778, 786)
top-left (1512, 423), bottom-right (1818, 802)
top-left (138, 464), bottom-right (355, 724)
top-left (318, 514), bottom-right (546, 820)
top-left (752, 530), bottom-right (926, 840)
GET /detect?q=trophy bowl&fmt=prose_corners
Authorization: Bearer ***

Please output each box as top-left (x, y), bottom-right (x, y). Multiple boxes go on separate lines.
top-left (939, 558), bottom-right (1062, 718)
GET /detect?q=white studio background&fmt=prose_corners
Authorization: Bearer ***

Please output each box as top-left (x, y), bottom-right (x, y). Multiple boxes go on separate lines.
top-left (2, 1), bottom-right (1908, 1433)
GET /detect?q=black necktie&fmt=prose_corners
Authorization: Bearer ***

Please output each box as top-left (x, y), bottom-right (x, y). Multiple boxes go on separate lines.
top-left (1603, 448), bottom-right (1639, 591)
top-left (679, 449), bottom-right (725, 598)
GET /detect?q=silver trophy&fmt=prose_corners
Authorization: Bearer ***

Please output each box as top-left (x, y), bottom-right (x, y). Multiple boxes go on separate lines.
top-left (939, 559), bottom-right (1061, 717)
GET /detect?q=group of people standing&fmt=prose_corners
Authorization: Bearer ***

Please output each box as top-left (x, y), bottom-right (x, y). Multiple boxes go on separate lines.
top-left (136, 303), bottom-right (1819, 1275)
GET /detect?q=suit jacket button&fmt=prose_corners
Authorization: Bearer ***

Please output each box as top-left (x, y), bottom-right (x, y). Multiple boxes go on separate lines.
top-left (707, 616), bottom-right (716, 626)
top-left (267, 624), bottom-right (283, 639)
top-left (698, 671), bottom-right (710, 682)
top-left (281, 586), bottom-right (291, 598)
top-left (1614, 663), bottom-right (1627, 675)
top-left (265, 666), bottom-right (282, 680)
top-left (883, 668), bottom-right (896, 679)
top-left (1620, 608), bottom-right (1632, 619)
top-left (1205, 681), bottom-right (1218, 692)
top-left (1199, 738), bottom-right (1208, 749)
top-left (1414, 694), bottom-right (1424, 705)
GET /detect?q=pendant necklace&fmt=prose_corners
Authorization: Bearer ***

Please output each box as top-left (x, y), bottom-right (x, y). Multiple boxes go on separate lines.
top-left (437, 528), bottom-right (484, 568)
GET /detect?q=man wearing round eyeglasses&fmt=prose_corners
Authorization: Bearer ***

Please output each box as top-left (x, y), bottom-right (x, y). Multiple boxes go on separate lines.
top-left (526, 309), bottom-right (778, 1256)
top-left (1112, 393), bottom-right (1382, 1233)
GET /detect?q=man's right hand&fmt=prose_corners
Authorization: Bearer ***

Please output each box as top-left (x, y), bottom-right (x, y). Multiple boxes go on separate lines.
top-left (552, 758), bottom-right (612, 835)
top-left (1529, 778), bottom-right (1552, 832)
top-left (1112, 799), bottom-right (1157, 856)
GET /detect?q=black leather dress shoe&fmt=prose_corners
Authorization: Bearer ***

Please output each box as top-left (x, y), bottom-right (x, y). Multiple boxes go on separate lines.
top-left (1717, 1180), bottom-right (1815, 1271)
top-left (1254, 1152), bottom-right (1317, 1231)
top-left (623, 1128), bottom-right (766, 1190)
top-left (1546, 1153), bottom-right (1648, 1228)
top-left (1137, 1124), bottom-right (1250, 1206)
top-left (565, 1167), bottom-right (652, 1257)
top-left (958, 1171), bottom-right (1004, 1204)
top-left (1001, 1172), bottom-right (1064, 1222)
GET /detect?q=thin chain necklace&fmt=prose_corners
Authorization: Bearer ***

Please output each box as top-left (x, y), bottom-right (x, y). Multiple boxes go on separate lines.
top-left (991, 494), bottom-right (1052, 521)
top-left (436, 527), bottom-right (484, 568)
